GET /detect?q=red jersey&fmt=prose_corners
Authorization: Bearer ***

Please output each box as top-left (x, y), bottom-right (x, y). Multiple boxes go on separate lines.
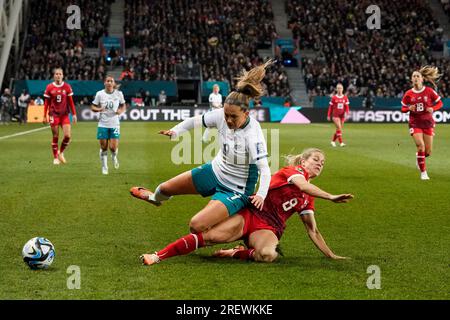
top-left (250, 165), bottom-right (315, 238)
top-left (43, 82), bottom-right (74, 116)
top-left (328, 94), bottom-right (350, 118)
top-left (401, 86), bottom-right (441, 129)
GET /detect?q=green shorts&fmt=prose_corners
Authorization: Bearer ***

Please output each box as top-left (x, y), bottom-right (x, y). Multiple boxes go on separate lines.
top-left (191, 163), bottom-right (249, 216)
top-left (97, 127), bottom-right (120, 140)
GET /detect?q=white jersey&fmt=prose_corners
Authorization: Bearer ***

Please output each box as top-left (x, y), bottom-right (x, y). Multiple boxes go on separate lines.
top-left (209, 92), bottom-right (223, 109)
top-left (202, 109), bottom-right (268, 195)
top-left (92, 89), bottom-right (126, 128)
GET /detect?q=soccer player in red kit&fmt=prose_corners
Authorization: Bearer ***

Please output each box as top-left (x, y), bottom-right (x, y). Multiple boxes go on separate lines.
top-left (140, 148), bottom-right (354, 265)
top-left (401, 66), bottom-right (443, 180)
top-left (327, 83), bottom-right (350, 147)
top-left (43, 68), bottom-right (77, 165)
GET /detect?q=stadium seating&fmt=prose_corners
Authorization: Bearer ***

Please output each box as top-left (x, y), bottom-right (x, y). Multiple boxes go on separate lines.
top-left (286, 0), bottom-right (449, 100)
top-left (18, 0), bottom-right (111, 80)
top-left (442, 0), bottom-right (450, 21)
top-left (123, 0), bottom-right (290, 97)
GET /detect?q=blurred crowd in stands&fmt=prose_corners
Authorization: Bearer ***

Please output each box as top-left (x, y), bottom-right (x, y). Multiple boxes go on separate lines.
top-left (442, 0), bottom-right (450, 20)
top-left (18, 0), bottom-right (112, 81)
top-left (9, 0), bottom-right (450, 107)
top-left (122, 0), bottom-right (290, 97)
top-left (287, 0), bottom-right (449, 101)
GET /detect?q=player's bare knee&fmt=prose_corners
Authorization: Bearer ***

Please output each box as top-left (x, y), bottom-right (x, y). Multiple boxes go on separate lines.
top-left (189, 219), bottom-right (208, 234)
top-left (158, 182), bottom-right (171, 195)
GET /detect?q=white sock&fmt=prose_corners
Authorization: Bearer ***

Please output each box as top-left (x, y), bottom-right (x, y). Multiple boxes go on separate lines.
top-left (100, 149), bottom-right (108, 167)
top-left (111, 149), bottom-right (118, 160)
top-left (149, 184), bottom-right (172, 202)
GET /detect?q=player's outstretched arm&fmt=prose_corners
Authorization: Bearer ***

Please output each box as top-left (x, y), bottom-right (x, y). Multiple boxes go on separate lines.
top-left (291, 176), bottom-right (354, 203)
top-left (300, 214), bottom-right (349, 260)
top-left (168, 114), bottom-right (204, 138)
top-left (328, 194), bottom-right (354, 203)
top-left (158, 130), bottom-right (176, 137)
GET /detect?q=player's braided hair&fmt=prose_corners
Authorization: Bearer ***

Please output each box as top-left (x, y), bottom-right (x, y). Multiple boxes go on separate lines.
top-left (418, 66), bottom-right (442, 88)
top-left (224, 59), bottom-right (274, 110)
top-left (284, 148), bottom-right (325, 166)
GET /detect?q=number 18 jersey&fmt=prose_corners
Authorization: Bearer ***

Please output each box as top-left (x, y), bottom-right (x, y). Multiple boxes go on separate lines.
top-left (401, 86), bottom-right (441, 129)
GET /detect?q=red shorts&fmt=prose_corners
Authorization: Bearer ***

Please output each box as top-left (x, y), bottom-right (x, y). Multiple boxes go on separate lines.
top-left (238, 209), bottom-right (279, 246)
top-left (49, 114), bottom-right (70, 127)
top-left (409, 127), bottom-right (435, 136)
top-left (332, 115), bottom-right (345, 122)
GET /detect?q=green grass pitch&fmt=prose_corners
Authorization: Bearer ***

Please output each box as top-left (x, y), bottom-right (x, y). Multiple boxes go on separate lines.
top-left (0, 122), bottom-right (449, 299)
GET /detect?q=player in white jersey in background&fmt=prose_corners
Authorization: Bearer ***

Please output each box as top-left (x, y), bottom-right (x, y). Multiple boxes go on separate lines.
top-left (131, 61), bottom-right (273, 233)
top-left (203, 84), bottom-right (223, 143)
top-left (91, 76), bottom-right (127, 175)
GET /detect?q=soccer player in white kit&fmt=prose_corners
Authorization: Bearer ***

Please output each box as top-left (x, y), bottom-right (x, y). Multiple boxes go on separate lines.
top-left (91, 76), bottom-right (127, 175)
top-left (131, 61), bottom-right (273, 233)
top-left (203, 84), bottom-right (223, 142)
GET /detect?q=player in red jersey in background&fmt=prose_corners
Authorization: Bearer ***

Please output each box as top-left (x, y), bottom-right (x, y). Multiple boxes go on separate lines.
top-left (401, 66), bottom-right (443, 180)
top-left (43, 68), bottom-right (77, 165)
top-left (327, 83), bottom-right (350, 147)
top-left (140, 148), bottom-right (354, 265)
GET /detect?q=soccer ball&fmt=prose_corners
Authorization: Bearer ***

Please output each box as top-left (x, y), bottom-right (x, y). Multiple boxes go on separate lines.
top-left (22, 237), bottom-right (55, 270)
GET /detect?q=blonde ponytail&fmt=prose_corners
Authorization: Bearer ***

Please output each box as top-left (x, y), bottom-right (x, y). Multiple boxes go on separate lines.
top-left (419, 66), bottom-right (441, 88)
top-left (224, 59), bottom-right (274, 110)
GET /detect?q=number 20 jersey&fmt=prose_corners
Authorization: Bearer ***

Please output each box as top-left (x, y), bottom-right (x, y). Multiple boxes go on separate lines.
top-left (92, 89), bottom-right (126, 128)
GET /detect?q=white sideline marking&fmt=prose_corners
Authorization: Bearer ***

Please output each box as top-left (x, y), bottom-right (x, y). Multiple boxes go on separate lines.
top-left (0, 126), bottom-right (48, 141)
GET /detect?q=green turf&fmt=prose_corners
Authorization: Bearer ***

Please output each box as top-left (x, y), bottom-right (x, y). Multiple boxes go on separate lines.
top-left (0, 122), bottom-right (449, 299)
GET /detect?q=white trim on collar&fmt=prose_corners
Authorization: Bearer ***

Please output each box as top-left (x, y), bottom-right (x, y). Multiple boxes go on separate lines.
top-left (412, 86), bottom-right (425, 94)
top-left (52, 82), bottom-right (65, 87)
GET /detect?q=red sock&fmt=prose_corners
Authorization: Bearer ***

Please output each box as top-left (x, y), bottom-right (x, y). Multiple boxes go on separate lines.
top-left (337, 130), bottom-right (343, 143)
top-left (332, 133), bottom-right (337, 141)
top-left (232, 248), bottom-right (255, 260)
top-left (60, 137), bottom-right (70, 153)
top-left (417, 151), bottom-right (426, 172)
top-left (157, 233), bottom-right (205, 260)
top-left (52, 137), bottom-right (59, 158)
